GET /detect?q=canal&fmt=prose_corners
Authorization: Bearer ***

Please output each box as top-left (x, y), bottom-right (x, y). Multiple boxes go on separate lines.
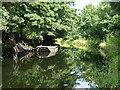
top-left (2, 47), bottom-right (114, 88)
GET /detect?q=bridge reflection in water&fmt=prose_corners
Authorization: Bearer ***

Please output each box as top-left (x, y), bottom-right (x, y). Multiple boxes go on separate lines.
top-left (3, 47), bottom-right (101, 88)
top-left (13, 43), bottom-right (59, 59)
top-left (13, 46), bottom-right (59, 61)
top-left (13, 45), bottom-right (59, 72)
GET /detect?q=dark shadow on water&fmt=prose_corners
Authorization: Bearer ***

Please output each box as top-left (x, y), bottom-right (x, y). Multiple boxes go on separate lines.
top-left (2, 47), bottom-right (77, 88)
top-left (2, 47), bottom-right (110, 88)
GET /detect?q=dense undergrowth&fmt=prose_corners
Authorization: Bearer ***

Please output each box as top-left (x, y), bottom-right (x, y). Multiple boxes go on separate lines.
top-left (1, 1), bottom-right (119, 88)
top-left (55, 31), bottom-right (119, 88)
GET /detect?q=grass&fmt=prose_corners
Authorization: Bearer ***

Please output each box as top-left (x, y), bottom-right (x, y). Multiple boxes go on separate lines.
top-left (55, 38), bottom-right (107, 56)
top-left (55, 38), bottom-right (87, 50)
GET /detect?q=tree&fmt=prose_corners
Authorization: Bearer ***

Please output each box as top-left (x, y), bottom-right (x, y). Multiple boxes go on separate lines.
top-left (76, 3), bottom-right (120, 40)
top-left (2, 2), bottom-right (77, 46)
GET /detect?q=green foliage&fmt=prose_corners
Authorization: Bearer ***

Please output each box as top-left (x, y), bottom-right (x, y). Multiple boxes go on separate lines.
top-left (2, 1), bottom-right (120, 88)
top-left (86, 38), bottom-right (101, 49)
top-left (56, 2), bottom-right (120, 88)
top-left (0, 3), bottom-right (9, 31)
top-left (76, 3), bottom-right (120, 40)
top-left (2, 2), bottom-right (77, 44)
top-left (104, 31), bottom-right (119, 60)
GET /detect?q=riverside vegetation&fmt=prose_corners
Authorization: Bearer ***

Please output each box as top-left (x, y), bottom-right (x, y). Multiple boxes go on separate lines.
top-left (1, 2), bottom-right (120, 88)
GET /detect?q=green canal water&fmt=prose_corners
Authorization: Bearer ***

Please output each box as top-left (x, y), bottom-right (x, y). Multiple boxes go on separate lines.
top-left (2, 47), bottom-right (117, 88)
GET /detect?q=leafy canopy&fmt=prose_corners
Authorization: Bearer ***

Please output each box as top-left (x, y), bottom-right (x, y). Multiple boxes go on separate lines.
top-left (2, 2), bottom-right (77, 44)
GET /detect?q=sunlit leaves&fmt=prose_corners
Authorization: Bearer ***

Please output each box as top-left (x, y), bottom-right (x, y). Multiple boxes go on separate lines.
top-left (48, 31), bottom-right (55, 36)
top-left (31, 21), bottom-right (37, 26)
top-left (0, 5), bottom-right (9, 31)
top-left (2, 2), bottom-right (77, 44)
top-left (12, 16), bottom-right (25, 24)
top-left (112, 14), bottom-right (119, 24)
top-left (24, 13), bottom-right (41, 20)
top-left (76, 2), bottom-right (120, 41)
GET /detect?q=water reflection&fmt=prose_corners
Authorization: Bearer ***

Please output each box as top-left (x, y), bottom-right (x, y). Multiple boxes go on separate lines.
top-left (71, 67), bottom-right (98, 88)
top-left (3, 47), bottom-right (110, 88)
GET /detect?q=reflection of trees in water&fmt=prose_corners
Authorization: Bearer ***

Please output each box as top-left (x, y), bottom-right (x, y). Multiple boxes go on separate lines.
top-left (3, 47), bottom-right (112, 88)
top-left (71, 48), bottom-right (115, 88)
top-left (3, 48), bottom-right (79, 88)
top-left (13, 51), bottom-right (34, 72)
